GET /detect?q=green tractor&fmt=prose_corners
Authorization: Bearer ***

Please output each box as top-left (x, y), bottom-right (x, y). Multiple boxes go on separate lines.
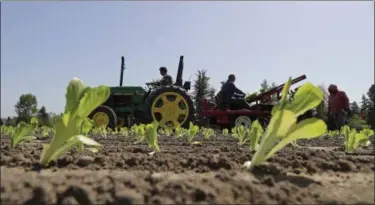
top-left (88, 56), bottom-right (195, 129)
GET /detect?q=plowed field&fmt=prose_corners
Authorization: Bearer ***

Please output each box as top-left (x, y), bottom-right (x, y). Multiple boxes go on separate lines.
top-left (1, 134), bottom-right (374, 204)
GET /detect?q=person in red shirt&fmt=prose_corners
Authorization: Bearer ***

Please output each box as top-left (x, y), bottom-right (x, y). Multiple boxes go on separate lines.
top-left (327, 84), bottom-right (351, 130)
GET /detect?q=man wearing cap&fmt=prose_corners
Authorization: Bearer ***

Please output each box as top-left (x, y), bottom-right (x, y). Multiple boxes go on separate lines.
top-left (327, 84), bottom-right (351, 130)
top-left (216, 74), bottom-right (248, 110)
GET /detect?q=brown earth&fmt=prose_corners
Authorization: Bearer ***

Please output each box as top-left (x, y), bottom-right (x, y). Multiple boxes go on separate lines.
top-left (1, 134), bottom-right (374, 205)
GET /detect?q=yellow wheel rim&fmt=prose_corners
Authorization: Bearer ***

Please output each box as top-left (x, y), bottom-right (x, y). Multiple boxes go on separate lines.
top-left (151, 92), bottom-right (190, 128)
top-left (92, 112), bottom-right (110, 127)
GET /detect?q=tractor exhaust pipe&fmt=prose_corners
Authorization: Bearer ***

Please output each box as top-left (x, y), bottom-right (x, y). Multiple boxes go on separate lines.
top-left (119, 56), bottom-right (125, 87)
top-left (175, 56), bottom-right (184, 87)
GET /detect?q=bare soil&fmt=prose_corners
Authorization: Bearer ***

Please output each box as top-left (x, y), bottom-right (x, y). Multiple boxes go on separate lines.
top-left (1, 134), bottom-right (374, 205)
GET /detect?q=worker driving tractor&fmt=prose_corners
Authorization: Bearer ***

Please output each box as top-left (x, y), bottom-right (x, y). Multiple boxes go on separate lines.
top-left (327, 84), bottom-right (351, 130)
top-left (216, 74), bottom-right (249, 110)
top-left (158, 66), bottom-right (173, 86)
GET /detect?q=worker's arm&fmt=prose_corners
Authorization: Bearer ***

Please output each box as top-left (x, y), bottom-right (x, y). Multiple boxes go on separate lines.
top-left (233, 85), bottom-right (245, 95)
top-left (160, 75), bottom-right (173, 85)
top-left (340, 92), bottom-right (350, 111)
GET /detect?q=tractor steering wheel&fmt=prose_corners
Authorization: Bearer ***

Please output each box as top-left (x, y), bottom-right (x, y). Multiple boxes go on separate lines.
top-left (145, 82), bottom-right (160, 89)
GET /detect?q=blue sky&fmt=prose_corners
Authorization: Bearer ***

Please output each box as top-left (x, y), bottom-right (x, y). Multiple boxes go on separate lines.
top-left (1, 1), bottom-right (374, 118)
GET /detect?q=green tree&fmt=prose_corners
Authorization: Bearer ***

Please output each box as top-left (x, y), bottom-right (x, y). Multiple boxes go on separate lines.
top-left (37, 106), bottom-right (52, 126)
top-left (0, 118), bottom-right (3, 126)
top-left (193, 69), bottom-right (216, 122)
top-left (360, 94), bottom-right (370, 120)
top-left (350, 101), bottom-right (360, 115)
top-left (259, 79), bottom-right (277, 103)
top-left (366, 84), bottom-right (375, 128)
top-left (15, 94), bottom-right (38, 123)
top-left (259, 79), bottom-right (269, 93)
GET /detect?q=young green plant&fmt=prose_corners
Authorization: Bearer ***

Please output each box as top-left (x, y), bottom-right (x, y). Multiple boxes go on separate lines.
top-left (187, 122), bottom-right (200, 144)
top-left (342, 126), bottom-right (373, 153)
top-left (248, 120), bottom-right (264, 152)
top-left (245, 78), bottom-right (327, 169)
top-left (10, 122), bottom-right (37, 148)
top-left (39, 78), bottom-right (109, 166)
top-left (232, 125), bottom-right (248, 145)
top-left (145, 121), bottom-right (160, 152)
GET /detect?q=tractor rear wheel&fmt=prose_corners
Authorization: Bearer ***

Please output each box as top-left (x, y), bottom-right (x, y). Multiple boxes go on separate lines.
top-left (144, 85), bottom-right (194, 129)
top-left (89, 105), bottom-right (118, 129)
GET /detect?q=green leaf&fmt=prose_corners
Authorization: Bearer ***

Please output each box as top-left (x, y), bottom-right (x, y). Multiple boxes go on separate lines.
top-left (265, 118), bottom-right (326, 159)
top-left (76, 86), bottom-right (110, 119)
top-left (65, 78), bottom-right (87, 114)
top-left (284, 82), bottom-right (324, 117)
top-left (40, 114), bottom-right (78, 165)
top-left (249, 109), bottom-right (297, 168)
top-left (249, 120), bottom-right (264, 151)
top-left (80, 118), bottom-right (94, 135)
top-left (11, 123), bottom-right (35, 148)
top-left (76, 135), bottom-right (101, 147)
top-left (49, 136), bottom-right (80, 162)
top-left (353, 132), bottom-right (369, 149)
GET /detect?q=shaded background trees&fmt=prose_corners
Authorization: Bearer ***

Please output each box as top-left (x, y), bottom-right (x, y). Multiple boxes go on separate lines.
top-left (14, 93), bottom-right (38, 123)
top-left (192, 69), bottom-right (216, 122)
top-left (7, 93), bottom-right (52, 127)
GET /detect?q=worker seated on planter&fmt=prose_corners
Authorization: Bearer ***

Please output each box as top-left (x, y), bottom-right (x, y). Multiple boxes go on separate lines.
top-left (327, 84), bottom-right (351, 131)
top-left (216, 74), bottom-right (249, 110)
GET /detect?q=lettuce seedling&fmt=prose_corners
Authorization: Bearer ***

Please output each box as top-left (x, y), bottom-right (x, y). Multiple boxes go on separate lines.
top-left (222, 128), bottom-right (229, 136)
top-left (135, 124), bottom-right (146, 143)
top-left (39, 78), bottom-right (110, 166)
top-left (245, 78), bottom-right (327, 169)
top-left (119, 127), bottom-right (129, 137)
top-left (343, 126), bottom-right (373, 153)
top-left (145, 121), bottom-right (160, 152)
top-left (248, 120), bottom-right (264, 152)
top-left (1, 126), bottom-right (15, 137)
top-left (30, 117), bottom-right (39, 126)
top-left (201, 128), bottom-right (214, 140)
top-left (11, 122), bottom-right (37, 148)
top-left (233, 125), bottom-right (248, 145)
top-left (187, 122), bottom-right (199, 144)
top-left (40, 126), bottom-right (51, 138)
top-left (75, 118), bottom-right (95, 152)
top-left (174, 126), bottom-right (184, 138)
top-left (164, 127), bottom-right (173, 137)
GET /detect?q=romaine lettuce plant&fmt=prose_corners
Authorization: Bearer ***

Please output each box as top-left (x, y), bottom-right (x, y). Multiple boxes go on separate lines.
top-left (39, 78), bottom-right (110, 166)
top-left (248, 120), bottom-right (264, 151)
top-left (145, 121), bottom-right (160, 152)
top-left (232, 125), bottom-right (248, 145)
top-left (222, 128), bottom-right (229, 136)
top-left (187, 122), bottom-right (199, 144)
top-left (245, 78), bottom-right (327, 169)
top-left (341, 125), bottom-right (373, 153)
top-left (11, 122), bottom-right (37, 148)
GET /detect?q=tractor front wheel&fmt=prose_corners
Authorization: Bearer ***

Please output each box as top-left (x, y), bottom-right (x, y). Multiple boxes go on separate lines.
top-left (89, 105), bottom-right (118, 129)
top-left (144, 86), bottom-right (194, 129)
